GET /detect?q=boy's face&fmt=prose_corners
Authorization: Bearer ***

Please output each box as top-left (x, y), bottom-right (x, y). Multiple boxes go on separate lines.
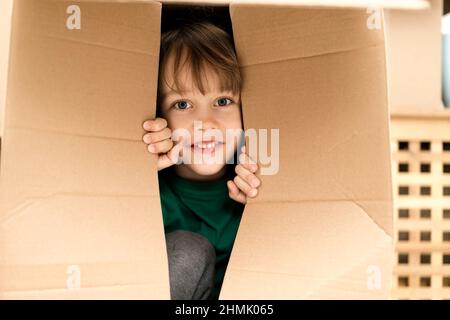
top-left (159, 54), bottom-right (243, 178)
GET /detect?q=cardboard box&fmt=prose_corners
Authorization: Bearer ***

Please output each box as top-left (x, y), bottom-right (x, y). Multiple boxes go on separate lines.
top-left (0, 0), bottom-right (425, 299)
top-left (0, 0), bottom-right (169, 299)
top-left (0, 0), bottom-right (13, 139)
top-left (385, 0), bottom-right (444, 112)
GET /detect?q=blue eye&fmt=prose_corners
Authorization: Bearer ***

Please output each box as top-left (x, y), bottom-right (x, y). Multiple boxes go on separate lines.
top-left (173, 100), bottom-right (191, 110)
top-left (215, 98), bottom-right (233, 107)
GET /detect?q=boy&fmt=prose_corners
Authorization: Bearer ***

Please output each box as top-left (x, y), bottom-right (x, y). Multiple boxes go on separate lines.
top-left (142, 22), bottom-right (261, 300)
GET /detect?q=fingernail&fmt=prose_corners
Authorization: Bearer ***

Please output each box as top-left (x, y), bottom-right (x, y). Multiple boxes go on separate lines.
top-left (149, 144), bottom-right (155, 152)
top-left (250, 189), bottom-right (258, 197)
top-left (251, 179), bottom-right (260, 188)
top-left (144, 120), bottom-right (153, 130)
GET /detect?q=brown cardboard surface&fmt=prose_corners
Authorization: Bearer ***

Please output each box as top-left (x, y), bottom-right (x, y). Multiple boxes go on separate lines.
top-left (0, 0), bottom-right (169, 299)
top-left (385, 0), bottom-right (444, 111)
top-left (0, 0), bottom-right (13, 139)
top-left (221, 202), bottom-right (392, 299)
top-left (161, 0), bottom-right (429, 10)
top-left (220, 4), bottom-right (393, 299)
top-left (1, 0), bottom-right (398, 300)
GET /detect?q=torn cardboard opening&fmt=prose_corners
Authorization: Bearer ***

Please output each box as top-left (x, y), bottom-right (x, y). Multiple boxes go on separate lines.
top-left (0, 0), bottom-right (406, 299)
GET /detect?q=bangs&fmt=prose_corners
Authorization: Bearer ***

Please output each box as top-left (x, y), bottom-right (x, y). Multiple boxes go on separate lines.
top-left (158, 22), bottom-right (242, 105)
top-left (161, 47), bottom-right (241, 96)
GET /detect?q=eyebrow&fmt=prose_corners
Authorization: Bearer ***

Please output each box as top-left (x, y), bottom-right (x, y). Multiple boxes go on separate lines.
top-left (161, 89), bottom-right (239, 104)
top-left (161, 90), bottom-right (187, 102)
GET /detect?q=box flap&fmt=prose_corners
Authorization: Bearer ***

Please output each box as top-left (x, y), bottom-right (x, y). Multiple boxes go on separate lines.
top-left (5, 0), bottom-right (160, 140)
top-left (0, 0), bottom-right (169, 299)
top-left (221, 202), bottom-right (393, 299)
top-left (221, 4), bottom-right (393, 299)
top-left (0, 0), bottom-right (13, 139)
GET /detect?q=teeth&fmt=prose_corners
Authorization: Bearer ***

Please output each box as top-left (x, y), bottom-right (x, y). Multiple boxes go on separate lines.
top-left (195, 142), bottom-right (219, 149)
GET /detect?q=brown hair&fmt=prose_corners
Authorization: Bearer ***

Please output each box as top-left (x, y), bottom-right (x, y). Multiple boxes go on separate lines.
top-left (157, 21), bottom-right (242, 109)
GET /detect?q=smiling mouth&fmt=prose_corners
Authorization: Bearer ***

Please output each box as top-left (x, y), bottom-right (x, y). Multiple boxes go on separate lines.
top-left (191, 141), bottom-right (224, 154)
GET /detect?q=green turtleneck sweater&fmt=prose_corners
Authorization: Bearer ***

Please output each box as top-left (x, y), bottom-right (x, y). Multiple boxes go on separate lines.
top-left (158, 164), bottom-right (245, 300)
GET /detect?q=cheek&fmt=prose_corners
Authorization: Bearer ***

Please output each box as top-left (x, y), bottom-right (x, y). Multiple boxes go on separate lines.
top-left (220, 108), bottom-right (243, 129)
top-left (232, 107), bottom-right (243, 128)
top-left (218, 110), bottom-right (243, 147)
top-left (165, 115), bottom-right (188, 132)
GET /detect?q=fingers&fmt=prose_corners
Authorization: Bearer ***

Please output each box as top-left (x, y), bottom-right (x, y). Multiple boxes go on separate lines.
top-left (142, 118), bottom-right (173, 155)
top-left (143, 127), bottom-right (171, 145)
top-left (147, 139), bottom-right (173, 154)
top-left (230, 145), bottom-right (260, 202)
top-left (235, 164), bottom-right (260, 189)
top-left (233, 175), bottom-right (258, 198)
top-left (156, 138), bottom-right (184, 171)
top-left (238, 146), bottom-right (258, 173)
top-left (142, 118), bottom-right (184, 171)
top-left (227, 180), bottom-right (247, 204)
top-left (142, 118), bottom-right (168, 132)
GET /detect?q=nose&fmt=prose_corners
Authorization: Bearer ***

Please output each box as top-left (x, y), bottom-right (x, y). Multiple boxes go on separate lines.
top-left (193, 104), bottom-right (219, 131)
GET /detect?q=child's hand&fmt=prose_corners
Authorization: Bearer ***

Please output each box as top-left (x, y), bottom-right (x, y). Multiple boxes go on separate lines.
top-left (142, 118), bottom-right (183, 171)
top-left (227, 146), bottom-right (261, 204)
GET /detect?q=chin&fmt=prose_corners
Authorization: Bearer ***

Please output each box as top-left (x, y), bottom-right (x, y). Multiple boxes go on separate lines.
top-left (187, 163), bottom-right (227, 177)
